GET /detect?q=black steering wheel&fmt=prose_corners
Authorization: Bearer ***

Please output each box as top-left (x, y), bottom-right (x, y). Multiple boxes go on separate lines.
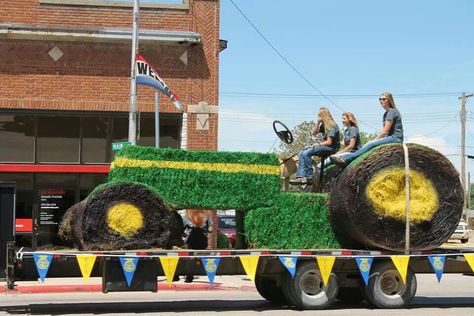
top-left (273, 120), bottom-right (294, 144)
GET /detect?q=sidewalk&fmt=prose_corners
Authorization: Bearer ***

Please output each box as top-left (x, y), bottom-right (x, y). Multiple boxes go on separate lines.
top-left (1, 275), bottom-right (256, 294)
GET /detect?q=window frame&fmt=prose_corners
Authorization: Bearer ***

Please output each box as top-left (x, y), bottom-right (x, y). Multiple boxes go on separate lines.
top-left (39, 0), bottom-right (190, 10)
top-left (0, 109), bottom-right (182, 164)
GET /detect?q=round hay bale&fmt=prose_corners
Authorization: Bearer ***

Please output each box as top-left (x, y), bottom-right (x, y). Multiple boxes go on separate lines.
top-left (329, 143), bottom-right (463, 251)
top-left (58, 200), bottom-right (87, 249)
top-left (82, 182), bottom-right (184, 250)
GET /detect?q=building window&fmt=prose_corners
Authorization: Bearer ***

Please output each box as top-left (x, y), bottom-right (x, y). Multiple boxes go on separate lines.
top-left (79, 173), bottom-right (108, 200)
top-left (37, 116), bottom-right (80, 163)
top-left (0, 115), bottom-right (35, 163)
top-left (0, 111), bottom-right (181, 164)
top-left (137, 115), bottom-right (181, 148)
top-left (81, 117), bottom-right (112, 164)
top-left (39, 0), bottom-right (189, 9)
top-left (137, 116), bottom-right (156, 147)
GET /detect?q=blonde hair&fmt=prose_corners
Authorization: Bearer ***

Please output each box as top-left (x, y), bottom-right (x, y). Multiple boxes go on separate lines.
top-left (343, 112), bottom-right (358, 128)
top-left (381, 92), bottom-right (397, 109)
top-left (318, 107), bottom-right (336, 133)
top-left (186, 209), bottom-right (207, 228)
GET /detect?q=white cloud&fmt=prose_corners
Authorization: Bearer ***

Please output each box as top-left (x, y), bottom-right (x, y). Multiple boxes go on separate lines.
top-left (407, 134), bottom-right (463, 173)
top-left (407, 134), bottom-right (457, 156)
top-left (218, 109), bottom-right (279, 152)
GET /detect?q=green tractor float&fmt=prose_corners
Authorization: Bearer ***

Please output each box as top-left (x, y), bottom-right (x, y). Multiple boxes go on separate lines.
top-left (60, 121), bottom-right (463, 252)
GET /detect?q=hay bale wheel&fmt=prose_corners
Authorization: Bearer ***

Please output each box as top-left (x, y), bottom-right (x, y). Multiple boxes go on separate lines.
top-left (329, 143), bottom-right (463, 251)
top-left (82, 182), bottom-right (184, 250)
top-left (58, 200), bottom-right (87, 249)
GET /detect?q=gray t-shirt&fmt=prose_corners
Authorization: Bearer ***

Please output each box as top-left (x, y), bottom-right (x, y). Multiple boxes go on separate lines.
top-left (344, 126), bottom-right (361, 151)
top-left (383, 108), bottom-right (403, 141)
top-left (324, 124), bottom-right (340, 150)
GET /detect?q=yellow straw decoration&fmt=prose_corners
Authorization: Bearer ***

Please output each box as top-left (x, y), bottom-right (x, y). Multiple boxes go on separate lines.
top-left (366, 168), bottom-right (438, 223)
top-left (107, 202), bottom-right (144, 238)
top-left (111, 157), bottom-right (280, 176)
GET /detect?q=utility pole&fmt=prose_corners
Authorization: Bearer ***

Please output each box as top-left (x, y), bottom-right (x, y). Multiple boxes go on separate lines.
top-left (460, 92), bottom-right (473, 219)
top-left (128, 0), bottom-right (140, 145)
top-left (468, 172), bottom-right (471, 210)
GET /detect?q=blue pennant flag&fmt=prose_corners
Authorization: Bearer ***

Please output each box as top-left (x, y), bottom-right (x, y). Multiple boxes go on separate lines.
top-left (120, 257), bottom-right (139, 287)
top-left (278, 256), bottom-right (297, 278)
top-left (428, 255), bottom-right (446, 282)
top-left (201, 257), bottom-right (221, 285)
top-left (355, 257), bottom-right (373, 285)
top-left (33, 253), bottom-right (53, 282)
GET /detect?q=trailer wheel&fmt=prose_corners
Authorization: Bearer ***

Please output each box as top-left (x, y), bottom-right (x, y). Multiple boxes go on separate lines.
top-left (337, 287), bottom-right (365, 305)
top-left (255, 275), bottom-right (287, 305)
top-left (461, 239), bottom-right (468, 244)
top-left (282, 261), bottom-right (338, 310)
top-left (364, 261), bottom-right (417, 309)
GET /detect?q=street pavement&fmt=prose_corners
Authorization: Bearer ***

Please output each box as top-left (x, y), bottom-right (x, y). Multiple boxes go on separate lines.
top-left (1, 274), bottom-right (474, 315)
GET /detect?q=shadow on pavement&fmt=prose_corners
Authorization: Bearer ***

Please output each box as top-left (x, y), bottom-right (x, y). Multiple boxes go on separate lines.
top-left (0, 300), bottom-right (281, 314)
top-left (2, 297), bottom-right (474, 314)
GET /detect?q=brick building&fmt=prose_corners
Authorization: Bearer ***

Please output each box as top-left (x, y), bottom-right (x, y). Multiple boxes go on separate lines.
top-left (0, 0), bottom-right (222, 249)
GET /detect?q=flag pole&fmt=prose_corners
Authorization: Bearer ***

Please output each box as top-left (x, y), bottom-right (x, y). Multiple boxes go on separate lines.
top-left (155, 91), bottom-right (160, 147)
top-left (128, 0), bottom-right (140, 145)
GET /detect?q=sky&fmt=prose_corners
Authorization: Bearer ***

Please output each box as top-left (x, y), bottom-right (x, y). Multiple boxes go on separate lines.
top-left (217, 0), bottom-right (474, 177)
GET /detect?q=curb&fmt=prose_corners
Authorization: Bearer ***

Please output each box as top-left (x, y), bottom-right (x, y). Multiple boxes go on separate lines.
top-left (1, 283), bottom-right (256, 294)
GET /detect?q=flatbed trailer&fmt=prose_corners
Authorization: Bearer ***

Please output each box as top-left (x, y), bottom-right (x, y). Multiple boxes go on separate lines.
top-left (5, 242), bottom-right (474, 310)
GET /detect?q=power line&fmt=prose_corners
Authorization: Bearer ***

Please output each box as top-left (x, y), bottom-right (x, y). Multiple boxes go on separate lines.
top-left (220, 91), bottom-right (465, 99)
top-left (228, 0), bottom-right (378, 131)
top-left (415, 115), bottom-right (459, 137)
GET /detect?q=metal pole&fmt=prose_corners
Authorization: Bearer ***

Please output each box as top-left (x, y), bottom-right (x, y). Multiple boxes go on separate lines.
top-left (128, 0), bottom-right (140, 145)
top-left (155, 91), bottom-right (160, 147)
top-left (460, 92), bottom-right (466, 203)
top-left (468, 172), bottom-right (471, 211)
top-left (459, 92), bottom-right (473, 219)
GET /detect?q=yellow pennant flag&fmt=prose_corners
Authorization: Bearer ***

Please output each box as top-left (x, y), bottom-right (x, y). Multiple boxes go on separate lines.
top-left (464, 254), bottom-right (474, 272)
top-left (159, 257), bottom-right (179, 286)
top-left (239, 256), bottom-right (259, 282)
top-left (316, 256), bottom-right (336, 286)
top-left (391, 256), bottom-right (410, 284)
top-left (76, 254), bottom-right (97, 284)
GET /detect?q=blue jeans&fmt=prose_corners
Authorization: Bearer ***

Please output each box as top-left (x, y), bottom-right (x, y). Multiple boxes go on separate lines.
top-left (297, 145), bottom-right (337, 179)
top-left (317, 151), bottom-right (352, 171)
top-left (337, 136), bottom-right (402, 163)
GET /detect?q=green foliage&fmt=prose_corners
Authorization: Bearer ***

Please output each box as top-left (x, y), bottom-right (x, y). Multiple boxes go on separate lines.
top-left (245, 192), bottom-right (340, 249)
top-left (275, 121), bottom-right (316, 158)
top-left (360, 131), bottom-right (378, 145)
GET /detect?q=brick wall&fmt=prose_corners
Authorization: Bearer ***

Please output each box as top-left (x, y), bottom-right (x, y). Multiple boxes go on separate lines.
top-left (0, 0), bottom-right (219, 150)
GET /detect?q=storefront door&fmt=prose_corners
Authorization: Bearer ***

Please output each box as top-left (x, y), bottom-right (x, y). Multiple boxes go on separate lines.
top-left (0, 183), bottom-right (15, 279)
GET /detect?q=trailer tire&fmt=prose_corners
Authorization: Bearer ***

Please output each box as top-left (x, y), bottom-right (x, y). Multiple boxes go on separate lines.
top-left (282, 261), bottom-right (338, 310)
top-left (364, 261), bottom-right (417, 309)
top-left (255, 275), bottom-right (287, 305)
top-left (337, 286), bottom-right (365, 305)
top-left (461, 239), bottom-right (468, 244)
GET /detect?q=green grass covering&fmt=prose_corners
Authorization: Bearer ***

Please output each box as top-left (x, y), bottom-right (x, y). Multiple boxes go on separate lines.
top-left (116, 146), bottom-right (279, 165)
top-left (245, 192), bottom-right (340, 249)
top-left (108, 146), bottom-right (281, 210)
